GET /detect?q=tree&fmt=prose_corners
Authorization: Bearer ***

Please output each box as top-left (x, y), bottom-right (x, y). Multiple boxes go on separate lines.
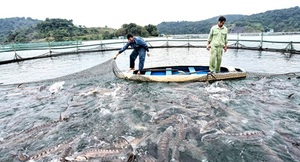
top-left (115, 28), bottom-right (127, 37)
top-left (0, 17), bottom-right (40, 43)
top-left (144, 24), bottom-right (159, 36)
top-left (36, 18), bottom-right (78, 40)
top-left (102, 31), bottom-right (111, 39)
top-left (115, 23), bottom-right (160, 37)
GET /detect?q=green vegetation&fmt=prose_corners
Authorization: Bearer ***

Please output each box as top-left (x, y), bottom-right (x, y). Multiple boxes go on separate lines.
top-left (0, 6), bottom-right (299, 43)
top-left (0, 18), bottom-right (158, 44)
top-left (0, 17), bottom-right (41, 43)
top-left (115, 23), bottom-right (158, 38)
top-left (157, 6), bottom-right (300, 34)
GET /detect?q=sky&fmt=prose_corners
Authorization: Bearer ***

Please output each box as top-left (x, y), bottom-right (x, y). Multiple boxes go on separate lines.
top-left (1, 0), bottom-right (299, 29)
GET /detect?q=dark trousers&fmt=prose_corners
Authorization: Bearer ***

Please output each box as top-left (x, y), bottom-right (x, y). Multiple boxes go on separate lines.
top-left (130, 48), bottom-right (146, 71)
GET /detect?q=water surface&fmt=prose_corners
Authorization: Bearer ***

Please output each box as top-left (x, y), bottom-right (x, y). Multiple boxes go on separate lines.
top-left (0, 47), bottom-right (299, 162)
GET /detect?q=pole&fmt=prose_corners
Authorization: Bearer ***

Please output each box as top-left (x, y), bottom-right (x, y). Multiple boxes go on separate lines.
top-left (236, 33), bottom-right (239, 49)
top-left (48, 40), bottom-right (52, 55)
top-left (260, 32), bottom-right (263, 50)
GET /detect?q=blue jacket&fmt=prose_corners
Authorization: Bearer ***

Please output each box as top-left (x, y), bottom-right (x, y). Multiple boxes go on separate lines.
top-left (118, 37), bottom-right (149, 54)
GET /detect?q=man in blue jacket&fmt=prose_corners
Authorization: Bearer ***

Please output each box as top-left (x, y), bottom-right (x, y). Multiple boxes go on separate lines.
top-left (114, 34), bottom-right (150, 75)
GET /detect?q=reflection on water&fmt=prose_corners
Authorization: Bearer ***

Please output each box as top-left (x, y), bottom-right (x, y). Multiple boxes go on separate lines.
top-left (0, 49), bottom-right (300, 162)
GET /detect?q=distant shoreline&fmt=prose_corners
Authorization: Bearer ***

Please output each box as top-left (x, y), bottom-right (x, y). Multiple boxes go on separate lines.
top-left (172, 31), bottom-right (300, 39)
top-left (241, 32), bottom-right (300, 36)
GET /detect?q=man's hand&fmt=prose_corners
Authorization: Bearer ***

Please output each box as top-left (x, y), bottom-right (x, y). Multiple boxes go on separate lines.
top-left (223, 45), bottom-right (228, 52)
top-left (113, 53), bottom-right (119, 59)
top-left (206, 44), bottom-right (211, 51)
top-left (147, 52), bottom-right (150, 57)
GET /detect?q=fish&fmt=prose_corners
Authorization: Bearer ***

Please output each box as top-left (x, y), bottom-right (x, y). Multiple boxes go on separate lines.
top-left (157, 126), bottom-right (173, 162)
top-left (171, 115), bottom-right (186, 161)
top-left (60, 147), bottom-right (73, 162)
top-left (65, 148), bottom-right (124, 161)
top-left (49, 81), bottom-right (65, 94)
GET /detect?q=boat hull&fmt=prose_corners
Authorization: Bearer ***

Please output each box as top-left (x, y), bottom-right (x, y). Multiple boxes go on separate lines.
top-left (113, 65), bottom-right (246, 82)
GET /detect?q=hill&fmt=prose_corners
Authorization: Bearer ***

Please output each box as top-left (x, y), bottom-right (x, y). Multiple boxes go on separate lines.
top-left (0, 17), bottom-right (41, 42)
top-left (233, 6), bottom-right (300, 33)
top-left (157, 15), bottom-right (244, 35)
top-left (0, 18), bottom-right (118, 43)
top-left (0, 18), bottom-right (156, 43)
top-left (1, 6), bottom-right (299, 43)
top-left (157, 6), bottom-right (300, 34)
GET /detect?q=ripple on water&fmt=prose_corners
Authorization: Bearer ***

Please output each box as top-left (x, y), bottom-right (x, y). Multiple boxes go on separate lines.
top-left (0, 54), bottom-right (300, 161)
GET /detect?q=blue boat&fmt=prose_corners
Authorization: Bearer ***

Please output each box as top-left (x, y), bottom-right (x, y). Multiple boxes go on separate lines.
top-left (114, 65), bottom-right (247, 82)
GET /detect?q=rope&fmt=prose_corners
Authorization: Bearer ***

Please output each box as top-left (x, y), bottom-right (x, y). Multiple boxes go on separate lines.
top-left (0, 39), bottom-right (299, 65)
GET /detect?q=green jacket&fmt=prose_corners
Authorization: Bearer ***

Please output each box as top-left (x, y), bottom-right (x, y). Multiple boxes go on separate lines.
top-left (207, 25), bottom-right (228, 47)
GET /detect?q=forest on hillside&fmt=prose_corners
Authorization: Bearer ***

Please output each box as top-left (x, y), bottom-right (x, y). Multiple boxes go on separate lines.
top-left (0, 6), bottom-right (299, 43)
top-left (0, 18), bottom-right (158, 43)
top-left (157, 6), bottom-right (300, 34)
top-left (0, 17), bottom-right (41, 43)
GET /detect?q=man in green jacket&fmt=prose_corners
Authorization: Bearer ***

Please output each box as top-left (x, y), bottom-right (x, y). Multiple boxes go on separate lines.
top-left (206, 16), bottom-right (228, 74)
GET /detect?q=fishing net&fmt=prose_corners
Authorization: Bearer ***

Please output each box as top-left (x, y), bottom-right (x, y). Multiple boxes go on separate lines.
top-left (49, 58), bottom-right (116, 83)
top-left (3, 55), bottom-right (299, 87)
top-left (111, 59), bottom-right (125, 79)
top-left (112, 59), bottom-right (155, 82)
top-left (11, 58), bottom-right (117, 87)
top-left (3, 57), bottom-right (155, 87)
top-left (246, 71), bottom-right (300, 80)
